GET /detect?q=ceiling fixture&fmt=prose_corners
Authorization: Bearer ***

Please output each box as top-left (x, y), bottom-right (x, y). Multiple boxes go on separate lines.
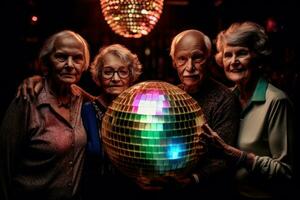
top-left (100, 0), bottom-right (164, 38)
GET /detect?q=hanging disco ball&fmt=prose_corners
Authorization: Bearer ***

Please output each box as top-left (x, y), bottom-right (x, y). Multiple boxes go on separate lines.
top-left (100, 0), bottom-right (164, 38)
top-left (101, 81), bottom-right (206, 179)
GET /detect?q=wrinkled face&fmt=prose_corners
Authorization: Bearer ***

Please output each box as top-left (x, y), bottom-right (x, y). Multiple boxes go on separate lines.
top-left (222, 44), bottom-right (255, 85)
top-left (100, 53), bottom-right (131, 96)
top-left (173, 33), bottom-right (208, 92)
top-left (49, 36), bottom-right (85, 86)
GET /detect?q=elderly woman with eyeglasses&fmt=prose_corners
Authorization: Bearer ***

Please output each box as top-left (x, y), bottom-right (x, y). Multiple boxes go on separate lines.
top-left (89, 44), bottom-right (142, 108)
top-left (80, 44), bottom-right (142, 198)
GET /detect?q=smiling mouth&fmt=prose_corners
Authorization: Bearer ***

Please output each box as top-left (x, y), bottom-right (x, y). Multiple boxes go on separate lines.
top-left (183, 75), bottom-right (199, 79)
top-left (230, 68), bottom-right (245, 72)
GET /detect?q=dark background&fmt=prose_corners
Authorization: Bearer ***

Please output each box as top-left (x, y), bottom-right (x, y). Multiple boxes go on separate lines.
top-left (2, 0), bottom-right (299, 189)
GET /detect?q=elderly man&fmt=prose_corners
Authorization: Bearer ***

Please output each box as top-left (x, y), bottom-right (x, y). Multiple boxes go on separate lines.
top-left (138, 30), bottom-right (240, 198)
top-left (170, 29), bottom-right (239, 151)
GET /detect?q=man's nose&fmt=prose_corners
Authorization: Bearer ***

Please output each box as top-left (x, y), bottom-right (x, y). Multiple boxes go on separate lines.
top-left (185, 57), bottom-right (194, 71)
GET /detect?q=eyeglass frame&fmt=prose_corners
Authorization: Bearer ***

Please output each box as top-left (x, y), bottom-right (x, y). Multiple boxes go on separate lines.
top-left (101, 66), bottom-right (131, 79)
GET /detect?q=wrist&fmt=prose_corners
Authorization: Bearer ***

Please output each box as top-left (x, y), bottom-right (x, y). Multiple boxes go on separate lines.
top-left (224, 146), bottom-right (244, 164)
top-left (244, 152), bottom-right (256, 170)
top-left (224, 145), bottom-right (241, 157)
top-left (225, 146), bottom-right (256, 168)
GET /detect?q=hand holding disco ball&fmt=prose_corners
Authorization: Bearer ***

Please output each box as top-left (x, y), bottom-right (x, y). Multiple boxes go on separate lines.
top-left (101, 81), bottom-right (207, 183)
top-left (136, 173), bottom-right (195, 191)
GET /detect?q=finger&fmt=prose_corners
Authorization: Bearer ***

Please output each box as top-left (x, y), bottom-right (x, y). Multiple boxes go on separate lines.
top-left (137, 176), bottom-right (151, 185)
top-left (201, 123), bottom-right (210, 132)
top-left (21, 84), bottom-right (29, 100)
top-left (201, 123), bottom-right (215, 136)
top-left (197, 133), bottom-right (210, 153)
top-left (16, 85), bottom-right (21, 99)
top-left (71, 84), bottom-right (96, 100)
top-left (27, 79), bottom-right (35, 99)
top-left (34, 81), bottom-right (43, 95)
top-left (136, 177), bottom-right (164, 191)
top-left (199, 129), bottom-right (213, 139)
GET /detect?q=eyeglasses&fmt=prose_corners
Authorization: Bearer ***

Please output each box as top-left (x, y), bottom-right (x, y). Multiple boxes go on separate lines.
top-left (102, 67), bottom-right (130, 79)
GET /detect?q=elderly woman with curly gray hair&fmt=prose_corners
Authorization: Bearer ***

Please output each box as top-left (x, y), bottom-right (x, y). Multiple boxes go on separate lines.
top-left (202, 21), bottom-right (295, 199)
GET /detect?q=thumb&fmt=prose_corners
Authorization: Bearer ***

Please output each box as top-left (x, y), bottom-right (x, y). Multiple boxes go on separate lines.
top-left (201, 123), bottom-right (214, 136)
top-left (34, 81), bottom-right (43, 95)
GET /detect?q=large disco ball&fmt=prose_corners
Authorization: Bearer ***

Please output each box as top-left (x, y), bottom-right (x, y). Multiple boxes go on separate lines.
top-left (101, 81), bottom-right (206, 179)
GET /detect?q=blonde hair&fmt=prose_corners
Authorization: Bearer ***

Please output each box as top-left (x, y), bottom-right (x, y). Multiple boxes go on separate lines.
top-left (215, 21), bottom-right (271, 67)
top-left (90, 44), bottom-right (142, 86)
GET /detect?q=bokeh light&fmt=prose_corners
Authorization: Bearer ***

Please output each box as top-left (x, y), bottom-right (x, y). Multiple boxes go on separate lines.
top-left (101, 81), bottom-right (206, 179)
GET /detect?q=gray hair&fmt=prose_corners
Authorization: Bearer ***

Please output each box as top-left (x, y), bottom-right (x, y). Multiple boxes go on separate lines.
top-left (39, 30), bottom-right (90, 71)
top-left (215, 21), bottom-right (271, 67)
top-left (169, 29), bottom-right (212, 60)
top-left (90, 44), bottom-right (142, 86)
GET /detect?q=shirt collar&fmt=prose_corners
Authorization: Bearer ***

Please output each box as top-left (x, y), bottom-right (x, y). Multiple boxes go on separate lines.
top-left (251, 77), bottom-right (268, 102)
top-left (37, 80), bottom-right (56, 106)
top-left (232, 77), bottom-right (268, 117)
top-left (36, 80), bottom-right (80, 107)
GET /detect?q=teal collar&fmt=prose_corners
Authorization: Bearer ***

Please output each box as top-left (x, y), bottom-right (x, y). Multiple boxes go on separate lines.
top-left (251, 77), bottom-right (268, 102)
top-left (238, 77), bottom-right (268, 117)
